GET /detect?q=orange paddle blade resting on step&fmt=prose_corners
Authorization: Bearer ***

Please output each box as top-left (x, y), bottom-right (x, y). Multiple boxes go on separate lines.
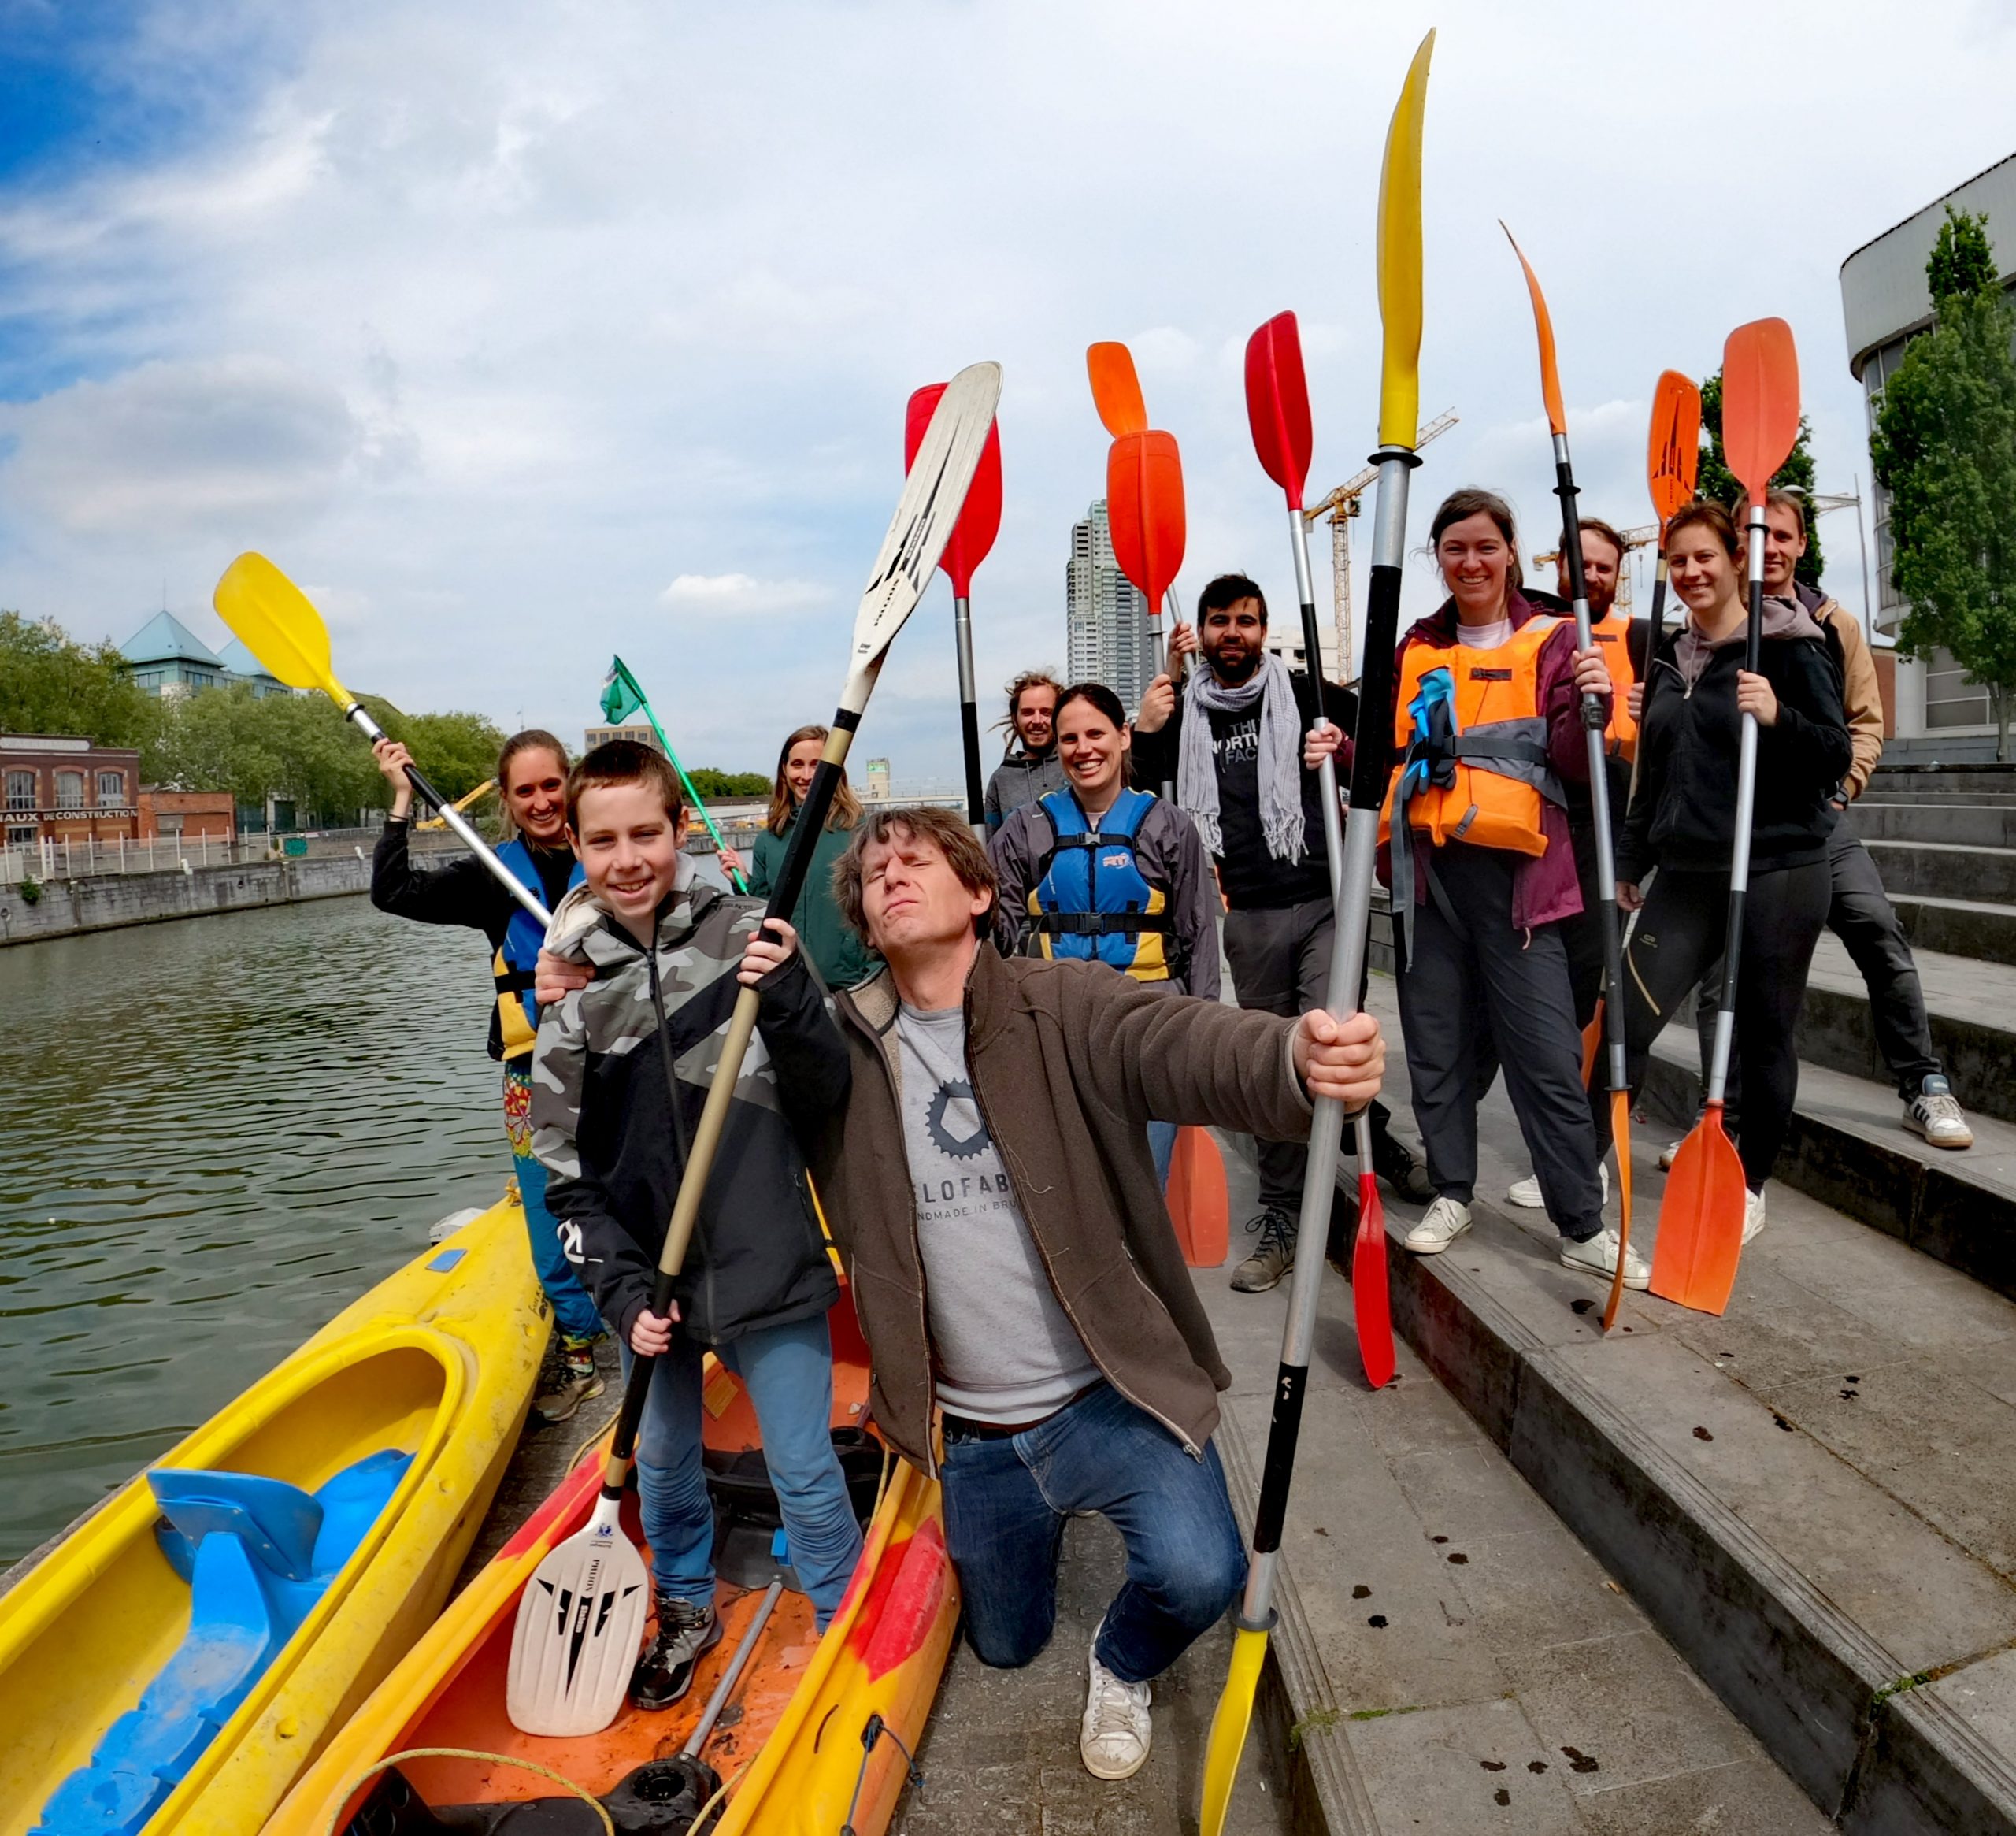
top-left (1651, 1103), bottom-right (1747, 1314)
top-left (1647, 370), bottom-right (1702, 532)
top-left (1088, 341), bottom-right (1148, 439)
top-left (1106, 430), bottom-right (1187, 610)
top-left (1602, 1088), bottom-right (1636, 1331)
top-left (1166, 1127), bottom-right (1230, 1267)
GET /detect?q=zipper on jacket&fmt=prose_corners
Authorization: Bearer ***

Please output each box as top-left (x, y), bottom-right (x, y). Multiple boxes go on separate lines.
top-left (961, 986), bottom-right (1204, 1463)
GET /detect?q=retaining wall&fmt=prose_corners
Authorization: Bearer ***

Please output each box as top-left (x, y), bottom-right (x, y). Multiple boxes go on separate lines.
top-left (0, 855), bottom-right (375, 947)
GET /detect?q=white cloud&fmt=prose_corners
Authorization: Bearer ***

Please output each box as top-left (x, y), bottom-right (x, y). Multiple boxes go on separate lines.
top-left (658, 573), bottom-right (825, 616)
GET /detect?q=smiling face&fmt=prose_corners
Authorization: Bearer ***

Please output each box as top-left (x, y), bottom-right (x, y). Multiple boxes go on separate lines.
top-left (857, 826), bottom-right (992, 959)
top-left (569, 782), bottom-right (689, 940)
top-left (1056, 695), bottom-right (1128, 811)
top-left (1762, 501), bottom-right (1807, 593)
top-left (504, 746), bottom-right (570, 847)
top-left (1201, 597), bottom-right (1267, 684)
top-left (1564, 529), bottom-right (1621, 619)
top-left (1435, 512), bottom-right (1514, 622)
top-left (784, 736), bottom-right (822, 806)
top-left (1667, 521), bottom-right (1742, 621)
top-left (1014, 685), bottom-right (1058, 754)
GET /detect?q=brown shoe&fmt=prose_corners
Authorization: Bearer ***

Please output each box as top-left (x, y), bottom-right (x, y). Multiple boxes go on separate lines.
top-left (1230, 1208), bottom-right (1297, 1293)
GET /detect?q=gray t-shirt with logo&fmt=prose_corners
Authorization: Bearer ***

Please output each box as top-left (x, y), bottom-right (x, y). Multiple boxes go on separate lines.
top-left (893, 1000), bottom-right (1099, 1425)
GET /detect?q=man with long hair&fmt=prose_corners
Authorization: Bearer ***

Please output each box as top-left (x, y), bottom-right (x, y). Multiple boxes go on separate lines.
top-left (983, 669), bottom-right (1068, 832)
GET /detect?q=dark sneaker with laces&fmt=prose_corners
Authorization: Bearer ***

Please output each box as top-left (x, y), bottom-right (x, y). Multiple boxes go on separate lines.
top-left (632, 1594), bottom-right (722, 1711)
top-left (531, 1334), bottom-right (606, 1428)
top-left (1231, 1207), bottom-right (1297, 1293)
top-left (1371, 1129), bottom-right (1436, 1204)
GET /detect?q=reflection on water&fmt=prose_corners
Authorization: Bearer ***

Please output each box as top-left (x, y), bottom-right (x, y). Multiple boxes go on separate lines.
top-left (0, 896), bottom-right (510, 1564)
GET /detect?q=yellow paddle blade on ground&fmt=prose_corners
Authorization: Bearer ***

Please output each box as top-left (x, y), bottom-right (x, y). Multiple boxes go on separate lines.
top-left (213, 553), bottom-right (354, 707)
top-left (1649, 1103), bottom-right (1747, 1315)
top-left (1199, 1623), bottom-right (1269, 1836)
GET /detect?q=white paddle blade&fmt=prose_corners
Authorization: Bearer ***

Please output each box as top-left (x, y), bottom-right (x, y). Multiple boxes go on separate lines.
top-left (851, 359), bottom-right (1002, 672)
top-left (506, 1506), bottom-right (650, 1736)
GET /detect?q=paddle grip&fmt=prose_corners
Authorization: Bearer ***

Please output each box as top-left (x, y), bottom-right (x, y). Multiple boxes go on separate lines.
top-left (1707, 521), bottom-right (1769, 1103)
top-left (953, 596), bottom-right (985, 829)
top-left (1252, 1363), bottom-right (1309, 1554)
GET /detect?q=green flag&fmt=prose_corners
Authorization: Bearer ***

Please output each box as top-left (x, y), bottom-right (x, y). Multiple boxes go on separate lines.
top-left (601, 655), bottom-right (646, 725)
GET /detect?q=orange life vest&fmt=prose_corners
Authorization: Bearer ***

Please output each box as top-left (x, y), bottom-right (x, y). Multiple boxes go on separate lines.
top-left (1588, 610), bottom-right (1637, 762)
top-left (1380, 616), bottom-right (1566, 861)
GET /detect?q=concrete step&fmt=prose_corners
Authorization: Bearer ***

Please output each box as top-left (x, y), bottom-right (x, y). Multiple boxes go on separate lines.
top-left (1197, 1139), bottom-right (1827, 1834)
top-left (1864, 838), bottom-right (2016, 906)
top-left (1354, 974), bottom-right (2016, 1834)
top-left (1639, 1033), bottom-right (2016, 1307)
top-left (1869, 763), bottom-right (2016, 801)
top-left (1796, 935), bottom-right (2016, 1126)
top-left (1892, 893), bottom-right (2016, 969)
top-left (1851, 803), bottom-right (2016, 848)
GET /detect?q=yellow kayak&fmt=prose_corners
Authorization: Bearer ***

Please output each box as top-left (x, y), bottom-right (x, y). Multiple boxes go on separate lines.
top-left (0, 1195), bottom-right (547, 1836)
top-left (264, 1289), bottom-right (958, 1836)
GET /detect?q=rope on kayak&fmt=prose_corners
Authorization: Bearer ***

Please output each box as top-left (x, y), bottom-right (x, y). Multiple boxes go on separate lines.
top-left (683, 1753), bottom-right (752, 1832)
top-left (320, 1747), bottom-right (613, 1836)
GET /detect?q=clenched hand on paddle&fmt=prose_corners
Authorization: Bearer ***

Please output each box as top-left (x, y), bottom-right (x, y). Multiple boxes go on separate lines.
top-left (1649, 320), bottom-right (1801, 1319)
top-left (503, 360), bottom-right (1004, 1738)
top-left (1198, 31), bottom-right (1434, 1836)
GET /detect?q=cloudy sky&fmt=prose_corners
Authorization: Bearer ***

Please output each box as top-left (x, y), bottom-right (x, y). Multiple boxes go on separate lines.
top-left (2, 1), bottom-right (2010, 787)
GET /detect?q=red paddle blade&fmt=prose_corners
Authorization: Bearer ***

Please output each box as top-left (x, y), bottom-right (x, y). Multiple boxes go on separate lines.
top-left (1647, 369), bottom-right (1702, 533)
top-left (1501, 224), bottom-right (1566, 436)
top-left (1352, 1174), bottom-right (1395, 1389)
top-left (906, 382), bottom-right (1002, 596)
top-left (1721, 321), bottom-right (1800, 507)
top-left (1088, 342), bottom-right (1148, 439)
top-left (1166, 1126), bottom-right (1229, 1268)
top-left (1649, 1104), bottom-right (1747, 1315)
top-left (1602, 1091), bottom-right (1635, 1332)
top-left (1106, 430), bottom-right (1187, 610)
top-left (1243, 311), bottom-right (1314, 512)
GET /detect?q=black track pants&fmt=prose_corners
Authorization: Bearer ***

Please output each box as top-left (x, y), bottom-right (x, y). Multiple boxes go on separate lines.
top-left (1223, 896), bottom-right (1396, 1219)
top-left (1610, 860), bottom-right (1830, 1192)
top-left (1395, 844), bottom-right (1605, 1239)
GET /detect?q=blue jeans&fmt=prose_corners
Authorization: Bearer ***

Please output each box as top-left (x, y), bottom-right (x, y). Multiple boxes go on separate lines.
top-left (503, 1064), bottom-right (604, 1342)
top-left (1147, 1120), bottom-right (1177, 1192)
top-left (939, 1382), bottom-right (1245, 1686)
top-left (625, 1313), bottom-right (864, 1628)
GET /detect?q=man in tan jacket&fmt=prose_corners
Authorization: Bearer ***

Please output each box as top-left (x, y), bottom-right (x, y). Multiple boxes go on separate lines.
top-left (1765, 490), bottom-right (1971, 1148)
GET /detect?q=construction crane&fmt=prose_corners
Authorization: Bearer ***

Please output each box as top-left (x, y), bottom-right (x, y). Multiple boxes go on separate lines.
top-left (1302, 409), bottom-right (1458, 681)
top-left (1533, 523), bottom-right (1658, 613)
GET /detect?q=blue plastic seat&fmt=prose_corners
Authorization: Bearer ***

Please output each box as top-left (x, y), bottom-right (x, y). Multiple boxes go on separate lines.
top-left (31, 1450), bottom-right (413, 1836)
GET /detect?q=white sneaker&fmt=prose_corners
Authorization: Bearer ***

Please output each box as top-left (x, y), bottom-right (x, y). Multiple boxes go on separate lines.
top-left (1904, 1077), bottom-right (1974, 1150)
top-left (1743, 1188), bottom-right (1766, 1245)
top-left (1658, 1139), bottom-right (1683, 1170)
top-left (1403, 1196), bottom-right (1472, 1255)
top-left (1081, 1636), bottom-right (1152, 1780)
top-left (1507, 1163), bottom-right (1608, 1211)
top-left (1558, 1226), bottom-right (1650, 1290)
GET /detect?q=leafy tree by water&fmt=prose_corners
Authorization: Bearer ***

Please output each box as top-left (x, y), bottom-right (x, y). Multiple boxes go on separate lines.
top-left (147, 684), bottom-right (384, 820)
top-left (402, 710), bottom-right (508, 803)
top-left (0, 612), bottom-right (160, 750)
top-left (1695, 373), bottom-right (1825, 588)
top-left (686, 767), bottom-right (771, 799)
top-left (1871, 207), bottom-right (2016, 759)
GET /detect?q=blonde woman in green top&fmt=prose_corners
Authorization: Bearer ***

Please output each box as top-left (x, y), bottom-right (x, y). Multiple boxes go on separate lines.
top-left (719, 725), bottom-right (878, 990)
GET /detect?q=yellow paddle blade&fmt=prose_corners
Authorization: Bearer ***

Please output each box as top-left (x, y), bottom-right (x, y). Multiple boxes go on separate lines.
top-left (1502, 223), bottom-right (1566, 436)
top-left (1199, 1623), bottom-right (1270, 1836)
top-left (213, 553), bottom-right (353, 706)
top-left (1375, 29), bottom-right (1434, 449)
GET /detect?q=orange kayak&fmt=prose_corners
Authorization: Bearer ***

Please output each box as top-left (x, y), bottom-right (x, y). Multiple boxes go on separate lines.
top-left (262, 1288), bottom-right (958, 1835)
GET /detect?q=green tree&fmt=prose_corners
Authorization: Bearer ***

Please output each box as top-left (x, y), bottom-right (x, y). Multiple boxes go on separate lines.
top-left (0, 612), bottom-right (160, 748)
top-left (1696, 372), bottom-right (1825, 588)
top-left (403, 710), bottom-right (507, 803)
top-left (1871, 207), bottom-right (2016, 759)
top-left (685, 767), bottom-right (770, 799)
top-left (148, 685), bottom-right (386, 822)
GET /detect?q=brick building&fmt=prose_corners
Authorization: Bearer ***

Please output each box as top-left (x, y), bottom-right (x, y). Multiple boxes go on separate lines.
top-left (138, 789), bottom-right (236, 842)
top-left (2, 734), bottom-right (141, 848)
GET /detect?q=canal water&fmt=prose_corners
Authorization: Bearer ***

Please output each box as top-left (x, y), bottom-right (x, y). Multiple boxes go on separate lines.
top-left (0, 895), bottom-right (510, 1565)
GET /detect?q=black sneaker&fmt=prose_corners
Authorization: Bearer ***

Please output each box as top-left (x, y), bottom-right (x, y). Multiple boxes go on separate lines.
top-left (632, 1595), bottom-right (723, 1711)
top-left (1230, 1207), bottom-right (1297, 1293)
top-left (1372, 1128), bottom-right (1436, 1204)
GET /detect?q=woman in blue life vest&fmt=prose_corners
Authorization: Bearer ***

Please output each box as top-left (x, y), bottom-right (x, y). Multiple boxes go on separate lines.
top-left (988, 681), bottom-right (1221, 1184)
top-left (369, 729), bottom-right (606, 1425)
top-left (718, 724), bottom-right (876, 990)
top-left (1317, 488), bottom-right (1639, 1292)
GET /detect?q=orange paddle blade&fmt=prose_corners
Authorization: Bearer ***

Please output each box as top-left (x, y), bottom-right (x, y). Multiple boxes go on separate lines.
top-left (1106, 430), bottom-right (1187, 610)
top-left (1501, 224), bottom-right (1566, 436)
top-left (1351, 1174), bottom-right (1395, 1389)
top-left (1166, 1126), bottom-right (1229, 1268)
top-left (1647, 369), bottom-right (1701, 532)
top-left (1721, 320), bottom-right (1801, 505)
top-left (1088, 341), bottom-right (1148, 439)
top-left (1601, 1091), bottom-right (1635, 1332)
top-left (1579, 1005), bottom-right (1602, 1091)
top-left (1648, 1104), bottom-right (1747, 1315)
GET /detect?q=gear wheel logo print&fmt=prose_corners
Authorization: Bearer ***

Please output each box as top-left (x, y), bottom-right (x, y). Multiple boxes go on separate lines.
top-left (926, 1080), bottom-right (990, 1160)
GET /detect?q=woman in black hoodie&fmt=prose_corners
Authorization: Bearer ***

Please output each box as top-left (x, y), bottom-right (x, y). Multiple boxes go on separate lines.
top-left (1614, 500), bottom-right (1851, 1238)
